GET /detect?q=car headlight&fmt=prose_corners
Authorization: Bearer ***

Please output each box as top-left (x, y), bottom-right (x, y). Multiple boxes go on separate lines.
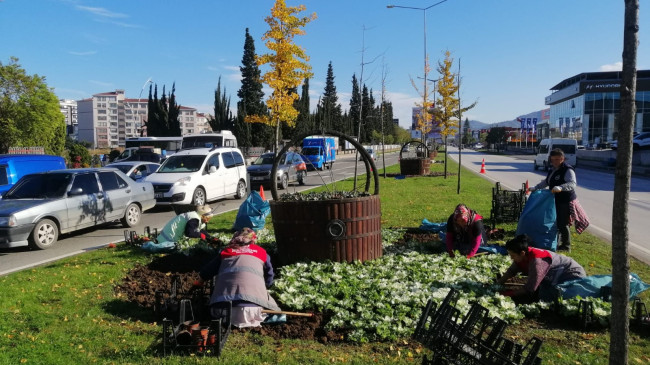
top-left (174, 176), bottom-right (191, 186)
top-left (0, 215), bottom-right (17, 227)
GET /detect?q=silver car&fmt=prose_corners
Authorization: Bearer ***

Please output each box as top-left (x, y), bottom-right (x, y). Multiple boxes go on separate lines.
top-left (0, 168), bottom-right (155, 250)
top-left (107, 161), bottom-right (161, 182)
top-left (247, 152), bottom-right (306, 189)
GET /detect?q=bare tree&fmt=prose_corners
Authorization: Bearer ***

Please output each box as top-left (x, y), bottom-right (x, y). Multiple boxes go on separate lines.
top-left (609, 1), bottom-right (639, 363)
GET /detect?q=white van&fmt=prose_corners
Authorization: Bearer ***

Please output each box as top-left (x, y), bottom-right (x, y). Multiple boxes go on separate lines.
top-left (533, 138), bottom-right (578, 171)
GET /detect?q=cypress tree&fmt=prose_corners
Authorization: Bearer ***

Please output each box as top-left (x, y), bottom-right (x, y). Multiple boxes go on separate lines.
top-left (210, 77), bottom-right (233, 132)
top-left (316, 62), bottom-right (343, 133)
top-left (349, 74), bottom-right (361, 139)
top-left (237, 28), bottom-right (273, 149)
top-left (167, 82), bottom-right (181, 136)
top-left (294, 78), bottom-right (313, 136)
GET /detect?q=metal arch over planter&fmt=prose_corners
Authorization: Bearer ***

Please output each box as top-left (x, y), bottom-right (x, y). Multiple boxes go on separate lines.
top-left (269, 130), bottom-right (382, 265)
top-left (270, 129), bottom-right (379, 200)
top-left (400, 140), bottom-right (431, 176)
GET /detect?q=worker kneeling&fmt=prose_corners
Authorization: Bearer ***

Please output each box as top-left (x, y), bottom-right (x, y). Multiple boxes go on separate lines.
top-left (197, 228), bottom-right (280, 328)
top-left (497, 234), bottom-right (586, 304)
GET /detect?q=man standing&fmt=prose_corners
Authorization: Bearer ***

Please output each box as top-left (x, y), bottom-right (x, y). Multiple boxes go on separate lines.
top-left (529, 149), bottom-right (578, 252)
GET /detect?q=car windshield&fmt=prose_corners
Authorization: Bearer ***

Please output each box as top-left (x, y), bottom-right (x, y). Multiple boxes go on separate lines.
top-left (158, 155), bottom-right (205, 173)
top-left (302, 147), bottom-right (320, 155)
top-left (4, 173), bottom-right (72, 199)
top-left (252, 155), bottom-right (276, 165)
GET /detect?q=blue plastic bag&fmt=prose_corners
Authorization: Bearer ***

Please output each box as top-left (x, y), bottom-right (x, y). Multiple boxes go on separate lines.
top-left (516, 190), bottom-right (558, 251)
top-left (141, 240), bottom-right (176, 253)
top-left (557, 273), bottom-right (650, 300)
top-left (419, 219), bottom-right (447, 233)
top-left (233, 190), bottom-right (270, 232)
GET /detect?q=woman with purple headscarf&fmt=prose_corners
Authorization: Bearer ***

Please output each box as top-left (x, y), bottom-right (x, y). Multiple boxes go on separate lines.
top-left (445, 204), bottom-right (488, 258)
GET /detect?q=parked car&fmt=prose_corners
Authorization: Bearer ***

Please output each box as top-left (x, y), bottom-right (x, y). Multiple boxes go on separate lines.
top-left (474, 143), bottom-right (484, 149)
top-left (611, 132), bottom-right (650, 150)
top-left (0, 168), bottom-right (155, 250)
top-left (107, 161), bottom-right (160, 182)
top-left (247, 152), bottom-right (306, 190)
top-left (143, 147), bottom-right (247, 206)
top-left (0, 154), bottom-right (66, 196)
top-left (359, 148), bottom-right (376, 161)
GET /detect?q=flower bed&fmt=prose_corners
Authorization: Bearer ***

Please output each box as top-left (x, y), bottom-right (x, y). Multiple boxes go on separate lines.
top-left (270, 228), bottom-right (613, 343)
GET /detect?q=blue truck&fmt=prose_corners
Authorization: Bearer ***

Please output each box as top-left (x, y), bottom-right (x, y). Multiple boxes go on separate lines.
top-left (0, 154), bottom-right (67, 195)
top-left (301, 137), bottom-right (336, 170)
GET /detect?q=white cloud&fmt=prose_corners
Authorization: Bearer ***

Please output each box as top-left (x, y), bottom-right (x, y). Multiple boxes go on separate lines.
top-left (206, 66), bottom-right (218, 71)
top-left (76, 5), bottom-right (128, 18)
top-left (89, 80), bottom-right (113, 88)
top-left (68, 50), bottom-right (97, 56)
top-left (223, 66), bottom-right (240, 72)
top-left (599, 62), bottom-right (623, 71)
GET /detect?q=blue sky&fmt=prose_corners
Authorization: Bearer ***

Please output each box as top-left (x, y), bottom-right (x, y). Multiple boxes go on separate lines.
top-left (1, 0), bottom-right (647, 130)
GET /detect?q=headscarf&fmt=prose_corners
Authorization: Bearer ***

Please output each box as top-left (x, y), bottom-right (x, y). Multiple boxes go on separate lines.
top-left (229, 227), bottom-right (257, 247)
top-left (453, 204), bottom-right (471, 225)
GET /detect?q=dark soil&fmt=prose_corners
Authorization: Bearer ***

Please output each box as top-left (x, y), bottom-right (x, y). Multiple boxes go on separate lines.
top-left (114, 229), bottom-right (451, 343)
top-left (384, 171), bottom-right (456, 178)
top-left (114, 252), bottom-right (347, 343)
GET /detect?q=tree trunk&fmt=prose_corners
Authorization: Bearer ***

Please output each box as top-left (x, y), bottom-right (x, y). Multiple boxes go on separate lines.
top-left (609, 1), bottom-right (638, 364)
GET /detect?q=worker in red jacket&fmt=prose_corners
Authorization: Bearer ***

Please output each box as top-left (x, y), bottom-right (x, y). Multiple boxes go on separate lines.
top-left (497, 234), bottom-right (586, 304)
top-left (445, 204), bottom-right (488, 258)
top-left (196, 228), bottom-right (280, 328)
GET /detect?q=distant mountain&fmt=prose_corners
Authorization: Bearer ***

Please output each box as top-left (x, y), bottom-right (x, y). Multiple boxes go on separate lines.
top-left (452, 119), bottom-right (519, 131)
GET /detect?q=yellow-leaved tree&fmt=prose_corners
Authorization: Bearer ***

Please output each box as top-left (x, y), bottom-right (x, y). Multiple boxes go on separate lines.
top-left (409, 56), bottom-right (436, 145)
top-left (434, 50), bottom-right (476, 176)
top-left (248, 0), bottom-right (317, 152)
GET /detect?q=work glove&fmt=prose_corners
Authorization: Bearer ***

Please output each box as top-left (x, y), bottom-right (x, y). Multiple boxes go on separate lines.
top-left (551, 186), bottom-right (562, 193)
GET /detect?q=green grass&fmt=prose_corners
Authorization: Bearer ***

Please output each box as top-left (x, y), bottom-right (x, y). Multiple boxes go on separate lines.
top-left (1, 153), bottom-right (649, 364)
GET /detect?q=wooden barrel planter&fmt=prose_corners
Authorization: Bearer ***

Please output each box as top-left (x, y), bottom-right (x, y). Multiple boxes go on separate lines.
top-left (400, 140), bottom-right (430, 175)
top-left (270, 130), bottom-right (381, 265)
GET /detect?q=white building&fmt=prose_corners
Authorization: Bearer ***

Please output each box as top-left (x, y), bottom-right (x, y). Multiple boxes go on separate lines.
top-left (59, 99), bottom-right (78, 139)
top-left (77, 89), bottom-right (213, 148)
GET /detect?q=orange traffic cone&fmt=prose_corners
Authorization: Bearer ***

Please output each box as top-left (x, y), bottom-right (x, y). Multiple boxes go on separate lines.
top-left (480, 159), bottom-right (486, 174)
top-left (525, 180), bottom-right (530, 194)
top-left (259, 185), bottom-right (266, 201)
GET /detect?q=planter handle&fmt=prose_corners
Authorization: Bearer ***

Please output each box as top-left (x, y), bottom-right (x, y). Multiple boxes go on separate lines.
top-left (399, 140), bottom-right (429, 160)
top-left (270, 130), bottom-right (379, 201)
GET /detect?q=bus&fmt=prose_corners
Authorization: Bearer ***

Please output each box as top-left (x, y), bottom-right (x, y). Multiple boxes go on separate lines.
top-left (124, 136), bottom-right (182, 158)
top-left (181, 130), bottom-right (238, 149)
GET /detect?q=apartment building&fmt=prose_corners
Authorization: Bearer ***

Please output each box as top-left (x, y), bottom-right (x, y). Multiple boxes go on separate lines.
top-left (77, 89), bottom-right (215, 148)
top-left (59, 99), bottom-right (78, 139)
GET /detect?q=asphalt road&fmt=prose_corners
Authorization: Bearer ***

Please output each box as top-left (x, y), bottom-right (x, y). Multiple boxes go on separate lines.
top-left (446, 147), bottom-right (650, 265)
top-left (0, 151), bottom-right (400, 276)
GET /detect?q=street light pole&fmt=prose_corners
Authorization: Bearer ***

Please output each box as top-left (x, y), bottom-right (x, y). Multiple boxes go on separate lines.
top-left (387, 0), bottom-right (448, 146)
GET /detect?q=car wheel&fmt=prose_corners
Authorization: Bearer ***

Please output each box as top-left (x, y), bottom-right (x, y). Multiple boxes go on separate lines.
top-left (235, 180), bottom-right (246, 199)
top-left (121, 203), bottom-right (141, 228)
top-left (28, 219), bottom-right (58, 250)
top-left (192, 187), bottom-right (206, 206)
top-left (298, 171), bottom-right (305, 186)
top-left (278, 174), bottom-right (288, 190)
top-left (533, 161), bottom-right (538, 171)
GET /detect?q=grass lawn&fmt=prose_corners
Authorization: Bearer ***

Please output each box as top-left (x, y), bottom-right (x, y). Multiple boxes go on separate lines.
top-left (1, 154), bottom-right (649, 364)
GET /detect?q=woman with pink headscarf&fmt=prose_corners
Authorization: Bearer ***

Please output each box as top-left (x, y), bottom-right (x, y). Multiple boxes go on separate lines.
top-left (197, 227), bottom-right (280, 328)
top-left (445, 204), bottom-right (488, 258)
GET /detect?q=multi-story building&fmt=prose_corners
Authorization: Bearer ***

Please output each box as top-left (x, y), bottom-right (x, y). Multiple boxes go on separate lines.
top-left (545, 70), bottom-right (650, 146)
top-left (59, 99), bottom-right (78, 139)
top-left (77, 89), bottom-right (213, 148)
